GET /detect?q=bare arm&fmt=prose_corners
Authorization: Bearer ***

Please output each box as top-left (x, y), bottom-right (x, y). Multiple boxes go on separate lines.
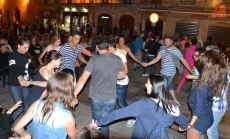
top-left (38, 47), bottom-right (48, 66)
top-left (117, 70), bottom-right (126, 79)
top-left (187, 115), bottom-right (198, 129)
top-left (64, 115), bottom-right (77, 139)
top-left (123, 62), bottom-right (128, 74)
top-left (74, 71), bottom-right (91, 97)
top-left (180, 57), bottom-right (193, 74)
top-left (145, 53), bottom-right (161, 66)
top-left (14, 102), bottom-right (36, 137)
top-left (186, 74), bottom-right (199, 80)
top-left (77, 54), bottom-right (88, 64)
top-left (126, 47), bottom-right (141, 64)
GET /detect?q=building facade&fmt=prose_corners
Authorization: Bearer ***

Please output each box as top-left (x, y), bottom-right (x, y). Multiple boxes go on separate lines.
top-left (1, 0), bottom-right (230, 45)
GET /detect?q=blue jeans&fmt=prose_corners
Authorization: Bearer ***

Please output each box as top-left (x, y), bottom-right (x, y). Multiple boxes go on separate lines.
top-left (142, 55), bottom-right (156, 75)
top-left (165, 76), bottom-right (174, 91)
top-left (132, 50), bottom-right (142, 69)
top-left (9, 86), bottom-right (30, 120)
top-left (207, 110), bottom-right (226, 139)
top-left (91, 99), bottom-right (116, 139)
top-left (116, 84), bottom-right (128, 108)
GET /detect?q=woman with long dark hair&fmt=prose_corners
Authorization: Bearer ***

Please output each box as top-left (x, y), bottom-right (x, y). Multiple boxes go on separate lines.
top-left (14, 72), bottom-right (77, 139)
top-left (91, 74), bottom-right (188, 139)
top-left (8, 37), bottom-right (38, 121)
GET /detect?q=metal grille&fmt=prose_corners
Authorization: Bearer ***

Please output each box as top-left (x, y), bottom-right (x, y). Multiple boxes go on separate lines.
top-left (175, 23), bottom-right (199, 39)
top-left (208, 26), bottom-right (230, 47)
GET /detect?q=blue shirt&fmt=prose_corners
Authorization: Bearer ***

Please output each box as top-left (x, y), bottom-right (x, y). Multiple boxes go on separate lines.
top-left (134, 36), bottom-right (143, 52)
top-left (97, 98), bottom-right (188, 139)
top-left (189, 84), bottom-right (214, 117)
top-left (31, 100), bottom-right (72, 139)
top-left (59, 43), bottom-right (82, 72)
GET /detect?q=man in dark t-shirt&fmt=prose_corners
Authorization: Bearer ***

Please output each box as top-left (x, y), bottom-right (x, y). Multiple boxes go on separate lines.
top-left (142, 37), bottom-right (162, 76)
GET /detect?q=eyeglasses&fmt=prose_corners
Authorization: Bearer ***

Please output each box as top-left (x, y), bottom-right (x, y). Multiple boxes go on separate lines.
top-left (193, 54), bottom-right (199, 57)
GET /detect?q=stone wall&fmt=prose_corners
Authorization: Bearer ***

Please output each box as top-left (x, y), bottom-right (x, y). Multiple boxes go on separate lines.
top-left (0, 0), bottom-right (37, 22)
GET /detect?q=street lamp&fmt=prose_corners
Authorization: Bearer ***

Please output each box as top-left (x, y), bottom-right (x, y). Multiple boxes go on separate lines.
top-left (150, 13), bottom-right (159, 34)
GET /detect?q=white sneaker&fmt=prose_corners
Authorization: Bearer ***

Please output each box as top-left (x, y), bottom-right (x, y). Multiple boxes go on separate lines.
top-left (126, 119), bottom-right (136, 127)
top-left (142, 74), bottom-right (149, 77)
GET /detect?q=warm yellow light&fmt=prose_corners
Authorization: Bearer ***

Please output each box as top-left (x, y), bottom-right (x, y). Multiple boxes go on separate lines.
top-left (150, 13), bottom-right (159, 23)
top-left (72, 7), bottom-right (77, 12)
top-left (64, 7), bottom-right (70, 11)
top-left (82, 8), bottom-right (88, 12)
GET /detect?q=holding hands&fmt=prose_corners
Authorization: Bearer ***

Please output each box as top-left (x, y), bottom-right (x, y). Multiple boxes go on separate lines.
top-left (141, 62), bottom-right (148, 67)
top-left (90, 119), bottom-right (101, 130)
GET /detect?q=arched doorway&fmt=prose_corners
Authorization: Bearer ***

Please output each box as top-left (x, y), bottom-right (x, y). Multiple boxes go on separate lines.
top-left (119, 15), bottom-right (134, 40)
top-left (175, 20), bottom-right (199, 40)
top-left (98, 14), bottom-right (112, 35)
top-left (208, 22), bottom-right (230, 47)
top-left (145, 18), bottom-right (163, 38)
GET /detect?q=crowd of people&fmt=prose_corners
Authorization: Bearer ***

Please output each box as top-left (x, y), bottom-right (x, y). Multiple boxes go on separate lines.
top-left (0, 22), bottom-right (229, 139)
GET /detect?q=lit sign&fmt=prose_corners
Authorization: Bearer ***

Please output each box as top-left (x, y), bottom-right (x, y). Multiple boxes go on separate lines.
top-left (102, 16), bottom-right (109, 19)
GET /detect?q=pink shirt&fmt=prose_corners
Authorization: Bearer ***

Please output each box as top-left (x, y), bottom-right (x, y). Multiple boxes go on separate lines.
top-left (185, 45), bottom-right (196, 69)
top-left (47, 45), bottom-right (60, 52)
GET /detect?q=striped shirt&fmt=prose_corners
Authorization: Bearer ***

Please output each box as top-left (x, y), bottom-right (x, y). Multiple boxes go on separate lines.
top-left (159, 46), bottom-right (183, 76)
top-left (59, 43), bottom-right (82, 72)
top-left (212, 70), bottom-right (230, 111)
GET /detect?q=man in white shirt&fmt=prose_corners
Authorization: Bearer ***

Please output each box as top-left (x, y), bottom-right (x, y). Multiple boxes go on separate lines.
top-left (108, 40), bottom-right (136, 127)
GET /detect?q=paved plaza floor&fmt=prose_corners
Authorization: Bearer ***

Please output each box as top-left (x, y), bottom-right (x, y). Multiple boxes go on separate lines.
top-left (0, 57), bottom-right (229, 139)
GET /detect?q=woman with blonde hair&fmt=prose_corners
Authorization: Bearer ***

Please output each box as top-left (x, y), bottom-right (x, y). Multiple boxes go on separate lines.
top-left (38, 34), bottom-right (61, 66)
top-left (14, 72), bottom-right (77, 139)
top-left (187, 50), bottom-right (228, 139)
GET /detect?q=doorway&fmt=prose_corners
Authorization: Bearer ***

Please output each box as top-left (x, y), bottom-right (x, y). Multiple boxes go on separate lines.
top-left (98, 14), bottom-right (112, 35)
top-left (63, 12), bottom-right (89, 33)
top-left (120, 15), bottom-right (134, 40)
top-left (145, 18), bottom-right (163, 39)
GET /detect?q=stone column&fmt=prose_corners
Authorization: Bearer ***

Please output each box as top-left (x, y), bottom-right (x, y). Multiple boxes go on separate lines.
top-left (162, 15), bottom-right (177, 37)
top-left (198, 20), bottom-right (209, 41)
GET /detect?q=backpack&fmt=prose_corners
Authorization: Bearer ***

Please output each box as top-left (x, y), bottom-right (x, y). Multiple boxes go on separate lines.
top-left (160, 46), bottom-right (182, 73)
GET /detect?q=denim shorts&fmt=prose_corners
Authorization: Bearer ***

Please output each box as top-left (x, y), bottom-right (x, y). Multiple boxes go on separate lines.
top-left (193, 108), bottom-right (214, 133)
top-left (165, 76), bottom-right (174, 91)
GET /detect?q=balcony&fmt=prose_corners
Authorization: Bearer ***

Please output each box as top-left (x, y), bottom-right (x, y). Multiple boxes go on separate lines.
top-left (140, 0), bottom-right (230, 8)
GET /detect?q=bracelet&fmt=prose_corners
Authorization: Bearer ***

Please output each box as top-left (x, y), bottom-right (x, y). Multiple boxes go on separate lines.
top-left (188, 123), bottom-right (194, 128)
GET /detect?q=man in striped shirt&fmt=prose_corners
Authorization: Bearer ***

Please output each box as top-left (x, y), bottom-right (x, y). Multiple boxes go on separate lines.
top-left (59, 31), bottom-right (91, 80)
top-left (142, 35), bottom-right (193, 106)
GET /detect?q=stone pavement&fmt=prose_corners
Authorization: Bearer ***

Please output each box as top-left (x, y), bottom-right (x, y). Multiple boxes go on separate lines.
top-left (0, 57), bottom-right (230, 139)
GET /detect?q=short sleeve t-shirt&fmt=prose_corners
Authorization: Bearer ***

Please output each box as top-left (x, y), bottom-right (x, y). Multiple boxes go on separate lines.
top-left (159, 46), bottom-right (183, 76)
top-left (115, 50), bottom-right (129, 85)
top-left (85, 53), bottom-right (124, 100)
